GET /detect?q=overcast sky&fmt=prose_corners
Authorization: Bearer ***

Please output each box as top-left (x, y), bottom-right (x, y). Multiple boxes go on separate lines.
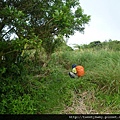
top-left (67, 0), bottom-right (120, 47)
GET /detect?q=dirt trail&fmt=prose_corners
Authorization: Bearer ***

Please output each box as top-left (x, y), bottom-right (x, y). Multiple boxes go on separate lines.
top-left (61, 90), bottom-right (113, 114)
top-left (60, 91), bottom-right (98, 114)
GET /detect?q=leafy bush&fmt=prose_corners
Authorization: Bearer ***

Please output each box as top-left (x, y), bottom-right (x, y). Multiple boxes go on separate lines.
top-left (1, 94), bottom-right (35, 114)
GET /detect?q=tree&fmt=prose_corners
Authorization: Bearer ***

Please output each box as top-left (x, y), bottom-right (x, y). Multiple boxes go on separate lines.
top-left (89, 41), bottom-right (102, 48)
top-left (20, 0), bottom-right (91, 57)
top-left (0, 0), bottom-right (90, 64)
top-left (0, 0), bottom-right (91, 113)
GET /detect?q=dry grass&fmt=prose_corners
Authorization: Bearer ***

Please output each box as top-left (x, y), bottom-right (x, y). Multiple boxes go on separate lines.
top-left (60, 90), bottom-right (114, 114)
top-left (60, 91), bottom-right (99, 114)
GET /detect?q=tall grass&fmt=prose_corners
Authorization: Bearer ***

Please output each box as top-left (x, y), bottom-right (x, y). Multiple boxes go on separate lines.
top-left (57, 49), bottom-right (120, 113)
top-left (1, 47), bottom-right (119, 114)
top-left (30, 48), bottom-right (119, 114)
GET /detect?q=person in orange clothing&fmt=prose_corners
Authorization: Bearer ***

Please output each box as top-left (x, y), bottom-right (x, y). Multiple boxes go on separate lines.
top-left (69, 64), bottom-right (85, 78)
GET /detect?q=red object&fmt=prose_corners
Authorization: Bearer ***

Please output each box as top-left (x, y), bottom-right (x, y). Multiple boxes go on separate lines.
top-left (75, 66), bottom-right (85, 77)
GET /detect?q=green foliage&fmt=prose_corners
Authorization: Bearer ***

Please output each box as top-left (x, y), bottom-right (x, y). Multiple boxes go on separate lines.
top-left (26, 66), bottom-right (75, 113)
top-left (1, 94), bottom-right (35, 114)
top-left (75, 40), bottom-right (120, 51)
top-left (1, 0), bottom-right (120, 114)
top-left (42, 35), bottom-right (65, 58)
top-left (1, 41), bottom-right (120, 114)
top-left (0, 0), bottom-right (90, 60)
top-left (89, 41), bottom-right (102, 48)
top-left (50, 48), bottom-right (120, 113)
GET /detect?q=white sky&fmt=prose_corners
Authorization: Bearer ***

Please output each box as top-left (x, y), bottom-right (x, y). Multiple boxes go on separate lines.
top-left (67, 0), bottom-right (120, 47)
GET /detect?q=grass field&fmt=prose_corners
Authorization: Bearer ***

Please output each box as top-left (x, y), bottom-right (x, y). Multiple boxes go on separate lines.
top-left (28, 48), bottom-right (120, 114)
top-left (1, 47), bottom-right (120, 114)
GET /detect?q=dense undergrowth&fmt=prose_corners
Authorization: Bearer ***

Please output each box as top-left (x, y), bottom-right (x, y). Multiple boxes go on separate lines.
top-left (0, 47), bottom-right (120, 114)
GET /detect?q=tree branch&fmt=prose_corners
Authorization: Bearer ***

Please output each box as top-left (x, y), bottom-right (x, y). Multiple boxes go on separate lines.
top-left (1, 27), bottom-right (15, 39)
